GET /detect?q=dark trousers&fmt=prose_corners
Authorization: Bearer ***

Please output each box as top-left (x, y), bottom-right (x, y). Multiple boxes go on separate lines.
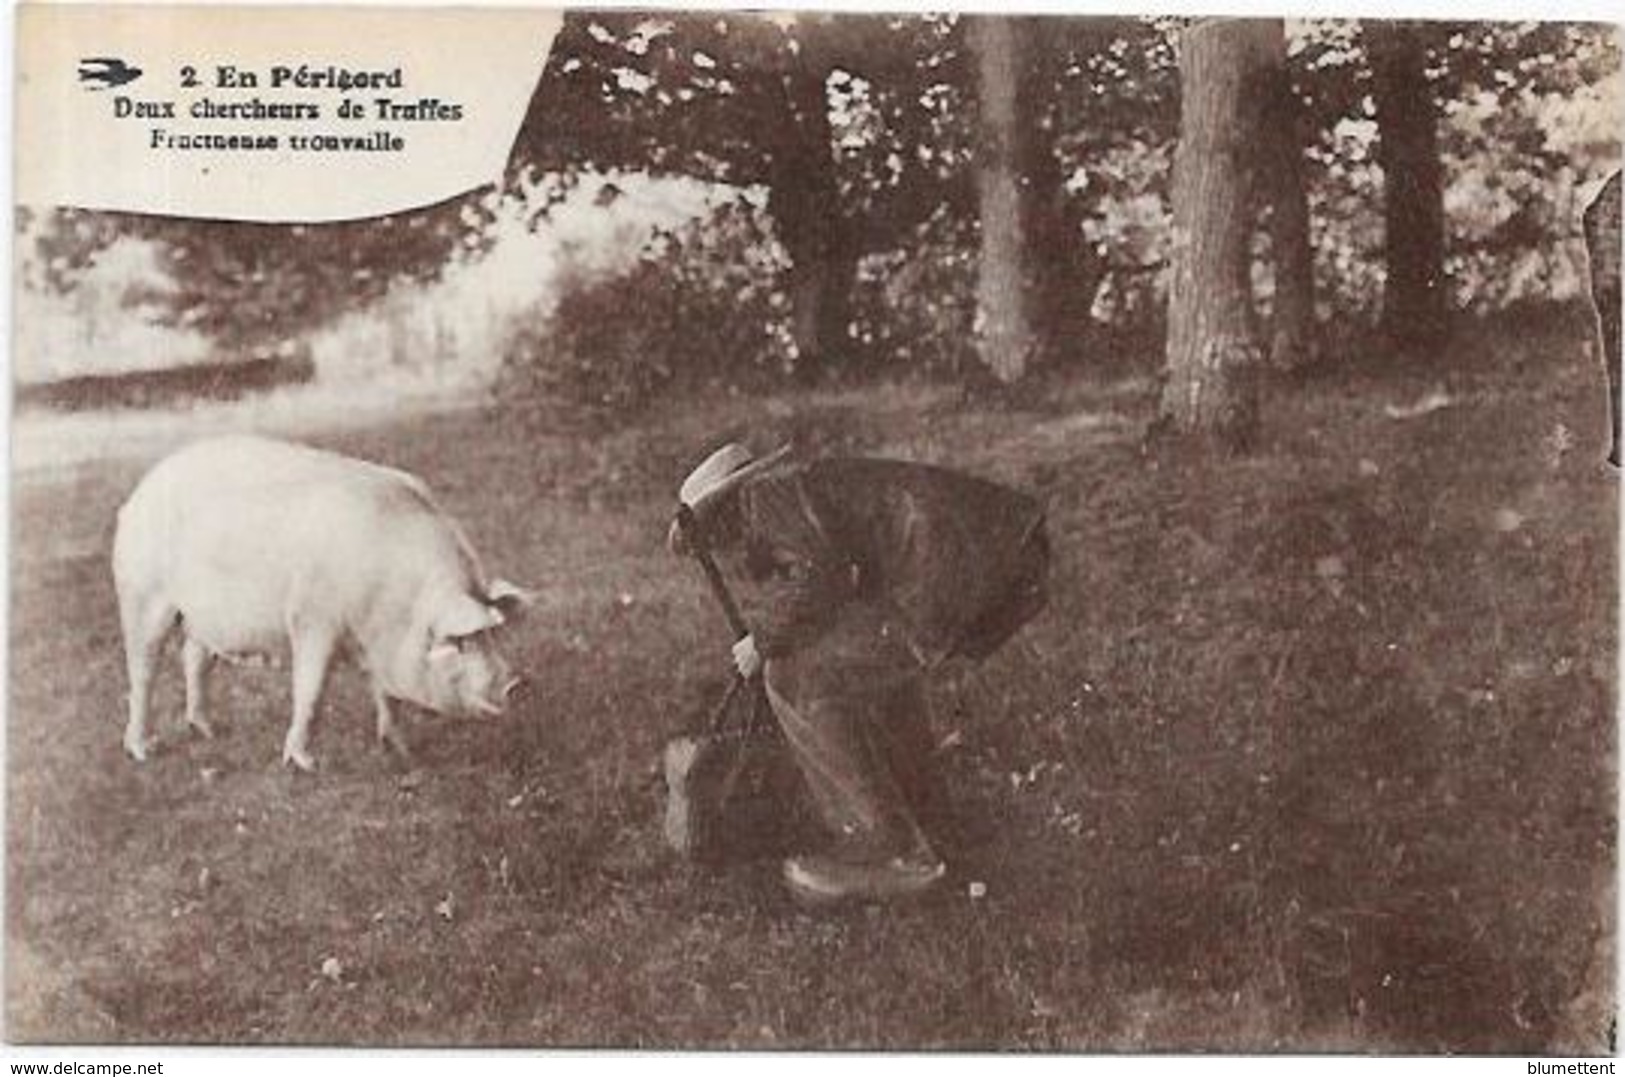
top-left (763, 605), bottom-right (940, 863)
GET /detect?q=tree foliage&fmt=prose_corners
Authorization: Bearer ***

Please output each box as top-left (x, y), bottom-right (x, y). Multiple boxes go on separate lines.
top-left (22, 15), bottom-right (1619, 387)
top-left (1294, 19), bottom-right (1619, 321)
top-left (24, 196), bottom-right (494, 351)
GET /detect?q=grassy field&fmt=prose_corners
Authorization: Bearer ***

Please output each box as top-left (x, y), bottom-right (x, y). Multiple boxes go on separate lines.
top-left (6, 308), bottom-right (1616, 1052)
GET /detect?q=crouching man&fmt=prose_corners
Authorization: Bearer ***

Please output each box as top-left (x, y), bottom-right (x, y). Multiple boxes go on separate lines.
top-left (668, 444), bottom-right (1050, 905)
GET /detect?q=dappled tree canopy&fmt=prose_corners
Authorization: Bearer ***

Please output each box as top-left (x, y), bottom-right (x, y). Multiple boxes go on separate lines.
top-left (1293, 20), bottom-right (1619, 319)
top-left (507, 12), bottom-right (1180, 242)
top-left (503, 12), bottom-right (1180, 377)
top-left (22, 195), bottom-right (494, 351)
top-left (19, 15), bottom-right (1620, 393)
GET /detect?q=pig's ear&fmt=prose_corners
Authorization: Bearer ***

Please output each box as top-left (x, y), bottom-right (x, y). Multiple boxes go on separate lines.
top-left (487, 578), bottom-right (537, 622)
top-left (432, 591), bottom-right (504, 642)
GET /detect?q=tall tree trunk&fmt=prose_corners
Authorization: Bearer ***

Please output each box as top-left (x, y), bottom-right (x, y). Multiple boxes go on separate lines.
top-left (766, 44), bottom-right (851, 382)
top-left (1368, 20), bottom-right (1448, 353)
top-left (968, 16), bottom-right (1038, 384)
top-left (1265, 67), bottom-right (1315, 370)
top-left (1017, 20), bottom-right (1105, 366)
top-left (1583, 171), bottom-right (1621, 467)
top-left (1159, 18), bottom-right (1281, 450)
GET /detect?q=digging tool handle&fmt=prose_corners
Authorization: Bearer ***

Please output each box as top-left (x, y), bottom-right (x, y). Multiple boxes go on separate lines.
top-left (676, 504), bottom-right (750, 642)
top-left (705, 673), bottom-right (749, 734)
top-left (676, 504), bottom-right (767, 736)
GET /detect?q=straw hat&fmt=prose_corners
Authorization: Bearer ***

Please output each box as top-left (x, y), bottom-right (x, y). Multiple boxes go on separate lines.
top-left (677, 443), bottom-right (792, 513)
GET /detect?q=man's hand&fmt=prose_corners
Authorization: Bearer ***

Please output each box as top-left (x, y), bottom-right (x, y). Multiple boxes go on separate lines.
top-left (732, 634), bottom-right (763, 680)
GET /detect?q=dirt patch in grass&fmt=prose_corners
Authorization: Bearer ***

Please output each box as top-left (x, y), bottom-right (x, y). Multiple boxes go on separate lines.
top-left (6, 309), bottom-right (1615, 1051)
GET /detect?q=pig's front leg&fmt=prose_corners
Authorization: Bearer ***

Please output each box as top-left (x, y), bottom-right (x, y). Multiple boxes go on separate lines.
top-left (282, 620), bottom-right (338, 772)
top-left (182, 637), bottom-right (215, 740)
top-left (120, 595), bottom-right (178, 763)
top-left (371, 684), bottom-right (412, 762)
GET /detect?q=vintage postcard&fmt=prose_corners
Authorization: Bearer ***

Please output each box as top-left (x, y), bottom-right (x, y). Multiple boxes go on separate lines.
top-left (6, 2), bottom-right (1620, 1058)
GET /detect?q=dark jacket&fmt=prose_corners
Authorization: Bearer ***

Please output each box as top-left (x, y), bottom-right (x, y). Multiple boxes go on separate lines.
top-left (726, 456), bottom-right (1049, 668)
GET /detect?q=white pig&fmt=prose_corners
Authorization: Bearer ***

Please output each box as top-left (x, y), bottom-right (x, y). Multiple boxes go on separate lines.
top-left (112, 435), bottom-right (533, 770)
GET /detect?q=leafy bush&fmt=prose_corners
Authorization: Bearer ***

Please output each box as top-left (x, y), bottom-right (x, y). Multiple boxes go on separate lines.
top-left (847, 212), bottom-right (979, 378)
top-left (498, 197), bottom-right (796, 414)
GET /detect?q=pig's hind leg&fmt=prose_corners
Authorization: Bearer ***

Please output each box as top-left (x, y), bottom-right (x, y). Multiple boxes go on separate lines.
top-left (282, 620), bottom-right (338, 772)
top-left (119, 592), bottom-right (178, 763)
top-left (181, 636), bottom-right (215, 739)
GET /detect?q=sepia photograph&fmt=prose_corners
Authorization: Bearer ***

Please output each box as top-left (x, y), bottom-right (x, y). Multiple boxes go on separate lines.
top-left (5, 3), bottom-right (1621, 1056)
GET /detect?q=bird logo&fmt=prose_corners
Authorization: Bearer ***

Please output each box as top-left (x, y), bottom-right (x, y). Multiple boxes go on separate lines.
top-left (78, 57), bottom-right (143, 90)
